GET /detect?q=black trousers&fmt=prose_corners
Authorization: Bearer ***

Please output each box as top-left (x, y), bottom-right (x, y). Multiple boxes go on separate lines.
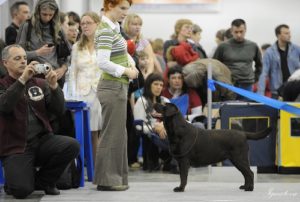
top-left (2, 133), bottom-right (80, 199)
top-left (127, 100), bottom-right (140, 165)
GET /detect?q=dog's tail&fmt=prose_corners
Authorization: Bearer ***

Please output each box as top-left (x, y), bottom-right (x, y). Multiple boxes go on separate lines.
top-left (245, 127), bottom-right (272, 140)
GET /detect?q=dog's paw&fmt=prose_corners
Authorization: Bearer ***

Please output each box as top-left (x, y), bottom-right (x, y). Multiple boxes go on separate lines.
top-left (239, 185), bottom-right (254, 191)
top-left (244, 186), bottom-right (254, 191)
top-left (173, 187), bottom-right (185, 192)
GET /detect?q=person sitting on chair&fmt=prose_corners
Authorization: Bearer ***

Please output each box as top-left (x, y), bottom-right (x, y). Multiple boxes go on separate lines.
top-left (133, 73), bottom-right (173, 171)
top-left (161, 66), bottom-right (202, 122)
top-left (0, 45), bottom-right (80, 199)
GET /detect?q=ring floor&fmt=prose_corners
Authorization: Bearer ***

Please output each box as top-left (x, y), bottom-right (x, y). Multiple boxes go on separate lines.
top-left (1, 166), bottom-right (300, 202)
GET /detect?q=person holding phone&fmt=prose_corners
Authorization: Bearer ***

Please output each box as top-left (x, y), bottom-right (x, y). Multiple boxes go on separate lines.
top-left (16, 0), bottom-right (70, 88)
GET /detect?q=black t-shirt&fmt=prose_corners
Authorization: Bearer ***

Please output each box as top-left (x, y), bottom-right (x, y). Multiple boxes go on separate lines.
top-left (277, 43), bottom-right (290, 83)
top-left (5, 23), bottom-right (19, 45)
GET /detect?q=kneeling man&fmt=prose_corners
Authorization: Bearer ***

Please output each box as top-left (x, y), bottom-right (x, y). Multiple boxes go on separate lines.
top-left (0, 45), bottom-right (80, 199)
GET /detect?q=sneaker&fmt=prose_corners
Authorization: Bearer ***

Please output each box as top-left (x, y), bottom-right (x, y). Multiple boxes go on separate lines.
top-left (97, 185), bottom-right (129, 191)
top-left (129, 162), bottom-right (141, 169)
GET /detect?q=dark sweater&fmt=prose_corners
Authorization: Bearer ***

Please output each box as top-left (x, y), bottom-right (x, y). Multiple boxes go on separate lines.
top-left (0, 76), bottom-right (65, 156)
top-left (5, 23), bottom-right (19, 45)
top-left (213, 38), bottom-right (262, 84)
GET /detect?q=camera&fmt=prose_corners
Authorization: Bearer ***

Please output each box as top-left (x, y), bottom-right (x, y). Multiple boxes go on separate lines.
top-left (34, 64), bottom-right (51, 74)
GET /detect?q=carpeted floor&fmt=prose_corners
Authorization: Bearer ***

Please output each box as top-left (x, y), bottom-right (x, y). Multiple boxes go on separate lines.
top-left (1, 167), bottom-right (300, 202)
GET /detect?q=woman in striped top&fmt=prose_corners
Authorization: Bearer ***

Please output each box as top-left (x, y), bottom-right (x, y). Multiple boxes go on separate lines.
top-left (93, 0), bottom-right (139, 192)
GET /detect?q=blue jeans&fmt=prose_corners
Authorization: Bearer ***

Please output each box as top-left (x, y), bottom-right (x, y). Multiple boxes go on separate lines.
top-left (151, 134), bottom-right (169, 151)
top-left (235, 83), bottom-right (253, 101)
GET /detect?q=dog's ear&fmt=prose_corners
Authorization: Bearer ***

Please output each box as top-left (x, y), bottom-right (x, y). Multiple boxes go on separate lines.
top-left (165, 103), bottom-right (179, 117)
top-left (153, 103), bottom-right (165, 113)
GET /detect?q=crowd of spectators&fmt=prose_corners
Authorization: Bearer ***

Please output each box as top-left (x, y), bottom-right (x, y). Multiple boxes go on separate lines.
top-left (1, 0), bottom-right (300, 198)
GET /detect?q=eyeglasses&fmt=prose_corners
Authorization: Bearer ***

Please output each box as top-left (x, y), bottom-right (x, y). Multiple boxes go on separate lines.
top-left (80, 22), bottom-right (95, 27)
top-left (69, 28), bottom-right (79, 33)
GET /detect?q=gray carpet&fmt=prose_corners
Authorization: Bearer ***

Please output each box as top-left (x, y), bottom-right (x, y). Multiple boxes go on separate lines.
top-left (39, 182), bottom-right (300, 202)
top-left (1, 167), bottom-right (300, 202)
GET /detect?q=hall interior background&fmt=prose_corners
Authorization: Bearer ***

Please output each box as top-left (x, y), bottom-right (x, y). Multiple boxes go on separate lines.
top-left (1, 0), bottom-right (300, 55)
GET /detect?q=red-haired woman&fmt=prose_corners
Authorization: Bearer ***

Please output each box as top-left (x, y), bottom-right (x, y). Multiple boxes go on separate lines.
top-left (93, 0), bottom-right (138, 191)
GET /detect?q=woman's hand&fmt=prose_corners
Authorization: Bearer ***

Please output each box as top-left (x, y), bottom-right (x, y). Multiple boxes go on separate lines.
top-left (36, 44), bottom-right (54, 56)
top-left (154, 122), bottom-right (167, 139)
top-left (124, 66), bottom-right (139, 79)
top-left (55, 64), bottom-right (67, 79)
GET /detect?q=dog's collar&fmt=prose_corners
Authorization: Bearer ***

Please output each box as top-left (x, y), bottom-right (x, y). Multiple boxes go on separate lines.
top-left (169, 130), bottom-right (199, 158)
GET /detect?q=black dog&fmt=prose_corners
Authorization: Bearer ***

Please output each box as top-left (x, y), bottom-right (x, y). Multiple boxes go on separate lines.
top-left (153, 103), bottom-right (272, 192)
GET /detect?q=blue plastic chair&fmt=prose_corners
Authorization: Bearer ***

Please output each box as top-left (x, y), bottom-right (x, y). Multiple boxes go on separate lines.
top-left (0, 160), bottom-right (4, 184)
top-left (170, 94), bottom-right (189, 116)
top-left (65, 101), bottom-right (94, 187)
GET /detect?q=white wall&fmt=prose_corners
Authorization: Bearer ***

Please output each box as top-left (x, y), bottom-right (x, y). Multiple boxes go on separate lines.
top-left (58, 0), bottom-right (102, 17)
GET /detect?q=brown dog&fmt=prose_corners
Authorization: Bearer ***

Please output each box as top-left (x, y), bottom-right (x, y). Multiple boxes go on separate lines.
top-left (153, 103), bottom-right (272, 192)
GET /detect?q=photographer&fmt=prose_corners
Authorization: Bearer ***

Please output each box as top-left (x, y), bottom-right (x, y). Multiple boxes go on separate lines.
top-left (0, 45), bottom-right (79, 199)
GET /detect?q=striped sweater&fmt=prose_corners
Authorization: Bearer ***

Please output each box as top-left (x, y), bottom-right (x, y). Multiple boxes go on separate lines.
top-left (94, 21), bottom-right (129, 84)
